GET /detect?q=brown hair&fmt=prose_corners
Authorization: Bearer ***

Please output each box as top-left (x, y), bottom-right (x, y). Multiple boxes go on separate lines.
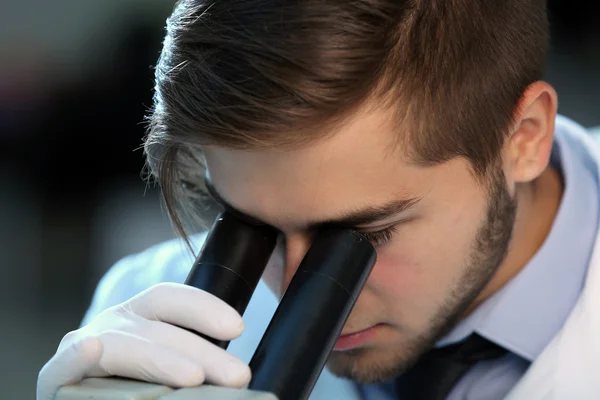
top-left (144, 0), bottom-right (549, 245)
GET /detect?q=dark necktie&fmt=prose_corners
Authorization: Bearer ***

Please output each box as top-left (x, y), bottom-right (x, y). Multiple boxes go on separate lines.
top-left (395, 333), bottom-right (508, 400)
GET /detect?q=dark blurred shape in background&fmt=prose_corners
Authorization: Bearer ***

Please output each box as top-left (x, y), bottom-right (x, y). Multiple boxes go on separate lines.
top-left (0, 1), bottom-right (598, 398)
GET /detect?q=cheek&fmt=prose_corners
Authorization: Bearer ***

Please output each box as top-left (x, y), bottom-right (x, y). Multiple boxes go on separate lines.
top-left (366, 219), bottom-right (477, 301)
top-left (368, 251), bottom-right (419, 294)
top-left (365, 248), bottom-right (440, 319)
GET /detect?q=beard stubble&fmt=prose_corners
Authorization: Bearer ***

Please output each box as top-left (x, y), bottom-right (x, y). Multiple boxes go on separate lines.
top-left (326, 166), bottom-right (518, 384)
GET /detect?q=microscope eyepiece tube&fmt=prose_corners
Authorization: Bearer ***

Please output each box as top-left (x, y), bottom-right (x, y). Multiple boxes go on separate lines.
top-left (248, 229), bottom-right (376, 400)
top-left (185, 212), bottom-right (278, 348)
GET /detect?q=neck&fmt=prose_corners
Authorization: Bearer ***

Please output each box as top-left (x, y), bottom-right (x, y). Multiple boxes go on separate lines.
top-left (464, 165), bottom-right (564, 315)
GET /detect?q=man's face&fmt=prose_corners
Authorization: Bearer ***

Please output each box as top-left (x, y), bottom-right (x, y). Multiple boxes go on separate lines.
top-left (203, 107), bottom-right (517, 383)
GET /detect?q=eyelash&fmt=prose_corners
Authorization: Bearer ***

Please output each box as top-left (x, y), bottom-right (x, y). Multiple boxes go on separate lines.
top-left (359, 225), bottom-right (398, 246)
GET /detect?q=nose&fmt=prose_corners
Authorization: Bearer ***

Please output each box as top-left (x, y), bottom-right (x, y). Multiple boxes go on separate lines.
top-left (280, 233), bottom-right (313, 294)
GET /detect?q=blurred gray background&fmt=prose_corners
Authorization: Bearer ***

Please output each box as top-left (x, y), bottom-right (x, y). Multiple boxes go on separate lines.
top-left (0, 1), bottom-right (598, 398)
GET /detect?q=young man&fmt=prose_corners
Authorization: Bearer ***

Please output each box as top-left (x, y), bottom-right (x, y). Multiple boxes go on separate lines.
top-left (38, 0), bottom-right (600, 399)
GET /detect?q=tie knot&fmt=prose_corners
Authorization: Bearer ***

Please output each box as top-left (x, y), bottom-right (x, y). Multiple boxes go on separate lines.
top-left (395, 333), bottom-right (508, 400)
top-left (426, 333), bottom-right (508, 364)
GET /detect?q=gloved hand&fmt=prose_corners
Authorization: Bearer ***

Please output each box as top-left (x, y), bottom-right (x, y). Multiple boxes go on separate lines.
top-left (37, 282), bottom-right (251, 400)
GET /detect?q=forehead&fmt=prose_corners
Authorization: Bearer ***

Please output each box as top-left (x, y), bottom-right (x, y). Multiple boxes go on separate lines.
top-left (202, 108), bottom-right (418, 230)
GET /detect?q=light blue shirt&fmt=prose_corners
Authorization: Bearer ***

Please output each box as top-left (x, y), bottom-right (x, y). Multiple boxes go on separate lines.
top-left (357, 116), bottom-right (600, 399)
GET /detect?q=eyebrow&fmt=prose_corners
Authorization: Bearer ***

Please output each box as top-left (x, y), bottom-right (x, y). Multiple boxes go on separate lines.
top-left (204, 178), bottom-right (420, 231)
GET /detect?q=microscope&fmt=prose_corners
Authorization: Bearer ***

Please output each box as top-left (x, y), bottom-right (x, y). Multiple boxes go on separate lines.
top-left (55, 212), bottom-right (376, 400)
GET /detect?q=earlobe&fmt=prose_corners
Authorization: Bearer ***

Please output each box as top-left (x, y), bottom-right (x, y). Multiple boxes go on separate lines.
top-left (506, 82), bottom-right (558, 184)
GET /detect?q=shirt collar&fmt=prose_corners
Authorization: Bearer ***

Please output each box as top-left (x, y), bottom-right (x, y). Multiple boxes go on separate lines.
top-left (436, 118), bottom-right (599, 361)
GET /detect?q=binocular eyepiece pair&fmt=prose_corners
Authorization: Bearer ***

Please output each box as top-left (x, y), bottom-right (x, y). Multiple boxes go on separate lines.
top-left (185, 212), bottom-right (377, 400)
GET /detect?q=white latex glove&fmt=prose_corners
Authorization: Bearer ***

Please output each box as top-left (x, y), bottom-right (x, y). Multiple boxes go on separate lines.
top-left (37, 282), bottom-right (251, 400)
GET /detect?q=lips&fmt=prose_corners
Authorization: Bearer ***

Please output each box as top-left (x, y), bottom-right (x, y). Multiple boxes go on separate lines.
top-left (333, 324), bottom-right (381, 351)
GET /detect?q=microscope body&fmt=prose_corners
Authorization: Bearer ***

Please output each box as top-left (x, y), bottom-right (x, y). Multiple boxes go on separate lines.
top-left (55, 212), bottom-right (376, 400)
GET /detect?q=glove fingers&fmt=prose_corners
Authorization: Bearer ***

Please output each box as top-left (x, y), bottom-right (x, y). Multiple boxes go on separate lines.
top-left (122, 318), bottom-right (251, 388)
top-left (125, 283), bottom-right (244, 341)
top-left (37, 336), bottom-right (103, 400)
top-left (185, 334), bottom-right (252, 388)
top-left (93, 330), bottom-right (207, 388)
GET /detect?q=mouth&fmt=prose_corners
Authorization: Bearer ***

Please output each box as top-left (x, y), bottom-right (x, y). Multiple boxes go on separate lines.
top-left (333, 324), bottom-right (383, 351)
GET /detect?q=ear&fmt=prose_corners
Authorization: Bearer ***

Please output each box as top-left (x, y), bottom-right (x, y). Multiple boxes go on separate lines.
top-left (504, 81), bottom-right (558, 184)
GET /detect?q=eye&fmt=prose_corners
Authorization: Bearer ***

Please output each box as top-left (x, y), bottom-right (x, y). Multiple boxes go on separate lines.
top-left (359, 225), bottom-right (398, 247)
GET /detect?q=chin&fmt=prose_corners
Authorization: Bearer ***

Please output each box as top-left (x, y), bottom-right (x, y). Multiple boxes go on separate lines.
top-left (326, 345), bottom-right (414, 384)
